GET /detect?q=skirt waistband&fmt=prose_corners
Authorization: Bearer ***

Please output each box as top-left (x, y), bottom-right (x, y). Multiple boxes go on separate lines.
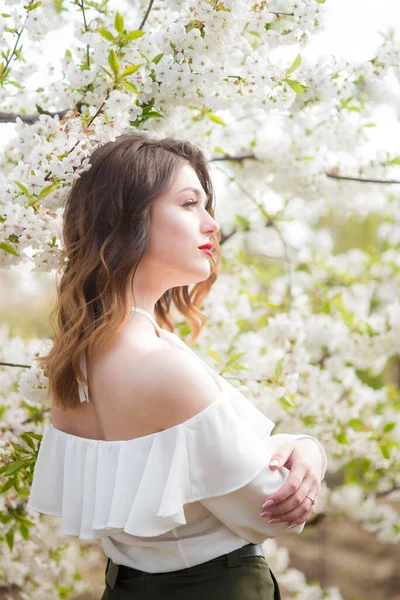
top-left (105, 543), bottom-right (265, 590)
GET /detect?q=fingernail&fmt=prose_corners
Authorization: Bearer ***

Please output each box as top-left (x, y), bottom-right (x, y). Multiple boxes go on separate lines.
top-left (260, 511), bottom-right (272, 517)
top-left (288, 523), bottom-right (298, 529)
top-left (262, 499), bottom-right (274, 509)
top-left (268, 518), bottom-right (281, 523)
top-left (270, 459), bottom-right (280, 466)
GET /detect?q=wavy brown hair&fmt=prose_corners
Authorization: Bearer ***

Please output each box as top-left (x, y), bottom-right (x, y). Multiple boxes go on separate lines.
top-left (38, 132), bottom-right (221, 410)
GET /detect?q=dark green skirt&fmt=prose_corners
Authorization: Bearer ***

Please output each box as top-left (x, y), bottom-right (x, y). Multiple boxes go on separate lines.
top-left (100, 545), bottom-right (281, 599)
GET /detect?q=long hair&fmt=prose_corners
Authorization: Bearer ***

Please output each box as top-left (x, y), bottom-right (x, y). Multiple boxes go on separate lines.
top-left (38, 132), bottom-right (221, 410)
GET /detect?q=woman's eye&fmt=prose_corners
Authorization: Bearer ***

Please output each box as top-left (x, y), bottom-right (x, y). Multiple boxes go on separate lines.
top-left (184, 200), bottom-right (198, 207)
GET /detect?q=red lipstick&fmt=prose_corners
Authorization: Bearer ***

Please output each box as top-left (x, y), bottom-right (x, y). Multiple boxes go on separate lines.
top-left (198, 242), bottom-right (213, 258)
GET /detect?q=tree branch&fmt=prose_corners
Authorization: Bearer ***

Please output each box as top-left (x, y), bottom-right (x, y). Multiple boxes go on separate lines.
top-left (269, 12), bottom-right (295, 17)
top-left (0, 106), bottom-right (72, 124)
top-left (325, 171), bottom-right (400, 185)
top-left (0, 25), bottom-right (25, 86)
top-left (210, 153), bottom-right (400, 184)
top-left (139, 0), bottom-right (156, 30)
top-left (0, 361), bottom-right (32, 368)
top-left (376, 485), bottom-right (400, 498)
top-left (77, 0), bottom-right (90, 69)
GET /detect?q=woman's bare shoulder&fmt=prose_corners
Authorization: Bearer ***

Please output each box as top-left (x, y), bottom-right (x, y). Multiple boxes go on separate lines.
top-left (91, 330), bottom-right (221, 439)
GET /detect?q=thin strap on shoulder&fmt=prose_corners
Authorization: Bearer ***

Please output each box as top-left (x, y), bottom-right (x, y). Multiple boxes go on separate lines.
top-left (131, 306), bottom-right (162, 334)
top-left (77, 350), bottom-right (90, 403)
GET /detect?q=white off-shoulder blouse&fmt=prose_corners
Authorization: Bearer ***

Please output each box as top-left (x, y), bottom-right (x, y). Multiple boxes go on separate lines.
top-left (27, 307), bottom-right (328, 574)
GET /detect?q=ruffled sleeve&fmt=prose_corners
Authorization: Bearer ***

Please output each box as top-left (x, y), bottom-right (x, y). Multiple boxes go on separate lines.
top-left (27, 387), bottom-right (327, 542)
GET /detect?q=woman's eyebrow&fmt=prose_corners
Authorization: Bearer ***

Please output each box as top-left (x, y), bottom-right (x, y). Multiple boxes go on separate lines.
top-left (177, 186), bottom-right (207, 205)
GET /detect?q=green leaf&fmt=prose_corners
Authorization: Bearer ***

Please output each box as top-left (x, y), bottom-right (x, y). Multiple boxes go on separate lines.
top-left (8, 80), bottom-right (23, 88)
top-left (0, 242), bottom-right (19, 256)
top-left (38, 182), bottom-right (58, 200)
top-left (9, 441), bottom-right (31, 454)
top-left (275, 356), bottom-right (284, 378)
top-left (20, 523), bottom-right (29, 540)
top-left (14, 180), bottom-right (31, 198)
top-left (121, 63), bottom-right (143, 78)
top-left (24, 431), bottom-right (43, 441)
top-left (122, 80), bottom-right (138, 94)
top-left (99, 64), bottom-right (113, 78)
top-left (98, 28), bottom-right (114, 41)
top-left (316, 0), bottom-right (326, 3)
top-left (379, 443), bottom-right (390, 459)
top-left (18, 516), bottom-right (35, 527)
top-left (108, 48), bottom-right (120, 77)
top-left (29, 1), bottom-right (42, 9)
top-left (348, 418), bottom-right (365, 431)
top-left (286, 53), bottom-right (302, 76)
top-left (141, 110), bottom-right (163, 118)
top-left (207, 112), bottom-right (226, 125)
top-left (286, 78), bottom-right (307, 97)
top-left (279, 396), bottom-right (296, 410)
top-left (390, 157), bottom-right (400, 165)
top-left (152, 52), bottom-right (164, 64)
top-left (335, 430), bottom-right (348, 444)
top-left (114, 12), bottom-right (124, 33)
top-left (235, 214), bottom-right (251, 231)
top-left (5, 528), bottom-right (14, 551)
top-left (20, 432), bottom-right (36, 450)
top-left (125, 30), bottom-right (145, 41)
top-left (0, 477), bottom-right (16, 494)
top-left (227, 351), bottom-right (246, 363)
top-left (1, 458), bottom-right (32, 476)
top-left (383, 422), bottom-right (396, 433)
top-left (0, 514), bottom-right (12, 524)
top-left (206, 349), bottom-right (222, 365)
top-left (65, 49), bottom-right (72, 57)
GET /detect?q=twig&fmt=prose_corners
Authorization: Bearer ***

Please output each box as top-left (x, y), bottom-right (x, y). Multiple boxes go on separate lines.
top-left (0, 25), bottom-right (25, 86)
top-left (210, 153), bottom-right (256, 163)
top-left (0, 361), bottom-right (32, 368)
top-left (139, 0), bottom-right (156, 30)
top-left (0, 107), bottom-right (72, 124)
top-left (326, 171), bottom-right (400, 185)
top-left (376, 485), bottom-right (400, 498)
top-left (77, 0), bottom-right (90, 69)
top-left (271, 221), bottom-right (293, 306)
top-left (269, 12), bottom-right (295, 17)
top-left (213, 163), bottom-right (294, 306)
top-left (22, 408), bottom-right (50, 424)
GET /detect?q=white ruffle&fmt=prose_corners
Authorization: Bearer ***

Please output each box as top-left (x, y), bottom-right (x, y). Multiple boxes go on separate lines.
top-left (26, 387), bottom-right (277, 540)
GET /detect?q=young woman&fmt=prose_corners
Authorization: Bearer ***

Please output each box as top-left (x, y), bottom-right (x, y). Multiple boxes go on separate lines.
top-left (28, 132), bottom-right (327, 599)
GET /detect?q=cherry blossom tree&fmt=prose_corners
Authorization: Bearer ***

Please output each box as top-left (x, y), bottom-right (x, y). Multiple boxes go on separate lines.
top-left (1, 0), bottom-right (399, 598)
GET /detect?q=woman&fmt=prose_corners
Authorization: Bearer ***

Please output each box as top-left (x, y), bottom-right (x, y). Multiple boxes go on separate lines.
top-left (27, 132), bottom-right (327, 599)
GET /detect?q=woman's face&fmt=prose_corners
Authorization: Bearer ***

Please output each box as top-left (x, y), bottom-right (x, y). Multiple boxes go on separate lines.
top-left (141, 163), bottom-right (220, 289)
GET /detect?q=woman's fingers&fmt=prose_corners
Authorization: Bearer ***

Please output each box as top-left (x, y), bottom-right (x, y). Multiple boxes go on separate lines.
top-left (262, 461), bottom-right (309, 510)
top-left (261, 476), bottom-right (320, 522)
top-left (268, 443), bottom-right (295, 471)
top-left (268, 487), bottom-right (319, 525)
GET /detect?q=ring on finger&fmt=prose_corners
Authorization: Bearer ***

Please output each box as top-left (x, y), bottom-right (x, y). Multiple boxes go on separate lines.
top-left (306, 494), bottom-right (317, 506)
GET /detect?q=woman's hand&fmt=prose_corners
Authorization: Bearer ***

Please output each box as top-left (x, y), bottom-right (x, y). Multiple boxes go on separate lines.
top-left (260, 437), bottom-right (324, 528)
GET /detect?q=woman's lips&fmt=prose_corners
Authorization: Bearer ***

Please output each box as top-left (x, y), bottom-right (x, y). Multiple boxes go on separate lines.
top-left (199, 248), bottom-right (212, 257)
